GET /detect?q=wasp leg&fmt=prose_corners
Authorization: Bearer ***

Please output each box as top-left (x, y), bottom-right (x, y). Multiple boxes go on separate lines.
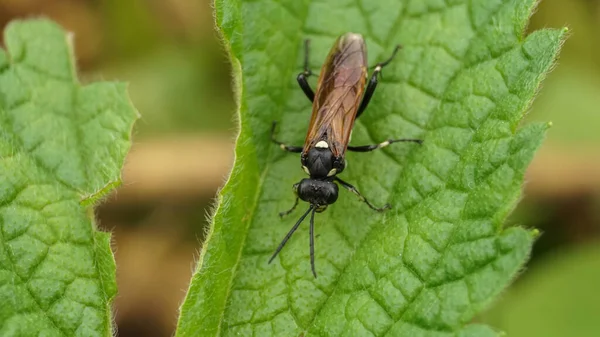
top-left (279, 197), bottom-right (299, 217)
top-left (356, 45), bottom-right (402, 119)
top-left (297, 39), bottom-right (315, 102)
top-left (348, 138), bottom-right (422, 152)
top-left (335, 177), bottom-right (391, 212)
top-left (271, 121), bottom-right (303, 153)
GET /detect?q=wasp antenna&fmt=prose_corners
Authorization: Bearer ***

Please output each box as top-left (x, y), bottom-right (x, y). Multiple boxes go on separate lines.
top-left (309, 207), bottom-right (317, 278)
top-left (370, 44), bottom-right (403, 71)
top-left (380, 45), bottom-right (402, 67)
top-left (269, 206), bottom-right (314, 264)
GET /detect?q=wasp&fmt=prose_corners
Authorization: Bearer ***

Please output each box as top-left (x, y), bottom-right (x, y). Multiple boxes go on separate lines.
top-left (270, 33), bottom-right (422, 277)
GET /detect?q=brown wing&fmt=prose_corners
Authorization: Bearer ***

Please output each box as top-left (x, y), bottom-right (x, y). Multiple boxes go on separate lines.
top-left (303, 33), bottom-right (368, 159)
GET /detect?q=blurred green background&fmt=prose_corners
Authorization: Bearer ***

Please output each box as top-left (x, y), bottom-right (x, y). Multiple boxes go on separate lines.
top-left (0, 0), bottom-right (598, 336)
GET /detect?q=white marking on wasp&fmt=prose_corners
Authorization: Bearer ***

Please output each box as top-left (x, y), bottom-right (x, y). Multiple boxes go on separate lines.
top-left (315, 141), bottom-right (329, 149)
top-left (375, 65), bottom-right (383, 72)
top-left (378, 140), bottom-right (390, 148)
top-left (279, 144), bottom-right (286, 150)
top-left (327, 168), bottom-right (337, 177)
top-left (303, 166), bottom-right (310, 175)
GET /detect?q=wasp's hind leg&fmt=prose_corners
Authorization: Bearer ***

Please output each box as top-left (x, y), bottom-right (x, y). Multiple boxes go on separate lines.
top-left (279, 197), bottom-right (299, 217)
top-left (356, 45), bottom-right (402, 119)
top-left (348, 138), bottom-right (422, 152)
top-left (335, 177), bottom-right (390, 212)
top-left (271, 122), bottom-right (303, 153)
top-left (297, 39), bottom-right (315, 102)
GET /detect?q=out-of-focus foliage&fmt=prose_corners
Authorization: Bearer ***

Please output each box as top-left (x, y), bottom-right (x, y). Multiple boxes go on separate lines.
top-left (94, 0), bottom-right (235, 136)
top-left (0, 0), bottom-right (234, 137)
top-left (484, 242), bottom-right (600, 337)
top-left (100, 46), bottom-right (234, 135)
top-left (479, 2), bottom-right (600, 335)
top-left (525, 0), bottom-right (600, 145)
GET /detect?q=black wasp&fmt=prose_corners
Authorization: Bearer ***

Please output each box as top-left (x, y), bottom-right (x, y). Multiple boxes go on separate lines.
top-left (270, 33), bottom-right (422, 277)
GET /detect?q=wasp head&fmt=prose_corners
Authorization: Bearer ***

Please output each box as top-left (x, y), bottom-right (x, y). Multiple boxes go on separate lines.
top-left (295, 178), bottom-right (338, 212)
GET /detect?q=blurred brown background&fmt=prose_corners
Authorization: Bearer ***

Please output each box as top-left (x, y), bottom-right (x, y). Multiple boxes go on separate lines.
top-left (1, 1), bottom-right (598, 336)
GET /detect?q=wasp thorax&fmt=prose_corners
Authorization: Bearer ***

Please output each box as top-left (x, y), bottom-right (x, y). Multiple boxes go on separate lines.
top-left (304, 145), bottom-right (345, 178)
top-left (297, 178), bottom-right (339, 206)
top-left (303, 146), bottom-right (335, 178)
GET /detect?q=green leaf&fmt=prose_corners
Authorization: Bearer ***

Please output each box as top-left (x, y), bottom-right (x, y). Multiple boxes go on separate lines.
top-left (176, 1), bottom-right (565, 336)
top-left (0, 19), bottom-right (138, 336)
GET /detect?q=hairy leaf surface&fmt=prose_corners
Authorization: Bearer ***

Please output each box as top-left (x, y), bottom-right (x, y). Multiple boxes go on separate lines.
top-left (0, 19), bottom-right (138, 336)
top-left (177, 1), bottom-right (565, 336)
